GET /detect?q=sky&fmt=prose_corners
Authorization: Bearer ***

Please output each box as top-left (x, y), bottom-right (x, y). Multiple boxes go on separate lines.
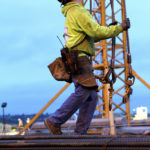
top-left (0, 0), bottom-right (150, 115)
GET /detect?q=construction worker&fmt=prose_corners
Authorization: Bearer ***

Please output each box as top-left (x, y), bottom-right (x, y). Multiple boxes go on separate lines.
top-left (17, 118), bottom-right (23, 131)
top-left (26, 118), bottom-right (31, 124)
top-left (26, 118), bottom-right (31, 130)
top-left (44, 0), bottom-right (130, 135)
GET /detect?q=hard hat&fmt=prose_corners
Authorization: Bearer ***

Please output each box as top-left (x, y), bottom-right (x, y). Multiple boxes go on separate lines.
top-left (58, 0), bottom-right (71, 5)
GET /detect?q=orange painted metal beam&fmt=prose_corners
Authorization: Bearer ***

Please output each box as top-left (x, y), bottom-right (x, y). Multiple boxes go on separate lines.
top-left (132, 70), bottom-right (150, 89)
top-left (18, 83), bottom-right (70, 135)
top-left (81, 0), bottom-right (84, 6)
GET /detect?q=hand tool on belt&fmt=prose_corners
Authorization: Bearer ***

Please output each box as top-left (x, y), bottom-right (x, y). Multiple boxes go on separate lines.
top-left (61, 36), bottom-right (91, 75)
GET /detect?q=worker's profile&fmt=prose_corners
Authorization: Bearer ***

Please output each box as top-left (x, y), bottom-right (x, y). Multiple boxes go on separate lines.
top-left (44, 0), bottom-right (130, 135)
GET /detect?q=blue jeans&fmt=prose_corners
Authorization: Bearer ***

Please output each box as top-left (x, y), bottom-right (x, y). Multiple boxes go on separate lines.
top-left (49, 79), bottom-right (98, 134)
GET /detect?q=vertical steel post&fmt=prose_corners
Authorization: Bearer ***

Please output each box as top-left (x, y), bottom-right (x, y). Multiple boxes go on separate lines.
top-left (100, 0), bottom-right (109, 118)
top-left (121, 0), bottom-right (130, 125)
top-left (2, 108), bottom-right (5, 133)
top-left (81, 0), bottom-right (84, 6)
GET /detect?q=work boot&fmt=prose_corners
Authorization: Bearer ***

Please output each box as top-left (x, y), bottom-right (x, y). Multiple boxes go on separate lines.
top-left (44, 118), bottom-right (62, 135)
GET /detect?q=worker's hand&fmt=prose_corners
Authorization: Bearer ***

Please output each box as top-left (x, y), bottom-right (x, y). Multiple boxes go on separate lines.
top-left (121, 18), bottom-right (130, 31)
top-left (108, 21), bottom-right (118, 27)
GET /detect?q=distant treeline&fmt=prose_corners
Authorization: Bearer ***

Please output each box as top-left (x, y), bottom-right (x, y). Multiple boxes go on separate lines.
top-left (0, 113), bottom-right (51, 125)
top-left (0, 112), bottom-right (138, 125)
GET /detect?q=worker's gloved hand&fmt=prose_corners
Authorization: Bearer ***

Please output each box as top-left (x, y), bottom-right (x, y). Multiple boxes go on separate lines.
top-left (121, 18), bottom-right (130, 30)
top-left (108, 21), bottom-right (118, 27)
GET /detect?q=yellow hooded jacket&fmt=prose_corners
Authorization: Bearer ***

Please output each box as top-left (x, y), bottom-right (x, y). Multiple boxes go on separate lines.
top-left (62, 2), bottom-right (123, 56)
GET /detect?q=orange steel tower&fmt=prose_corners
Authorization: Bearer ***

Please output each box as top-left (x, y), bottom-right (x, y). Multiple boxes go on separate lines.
top-left (81, 0), bottom-right (133, 124)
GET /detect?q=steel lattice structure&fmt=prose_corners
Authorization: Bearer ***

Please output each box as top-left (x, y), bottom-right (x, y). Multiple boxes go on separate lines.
top-left (81, 0), bottom-right (131, 123)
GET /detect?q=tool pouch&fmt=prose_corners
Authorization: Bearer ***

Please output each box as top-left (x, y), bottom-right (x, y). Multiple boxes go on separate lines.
top-left (48, 57), bottom-right (71, 82)
top-left (61, 47), bottom-right (79, 74)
